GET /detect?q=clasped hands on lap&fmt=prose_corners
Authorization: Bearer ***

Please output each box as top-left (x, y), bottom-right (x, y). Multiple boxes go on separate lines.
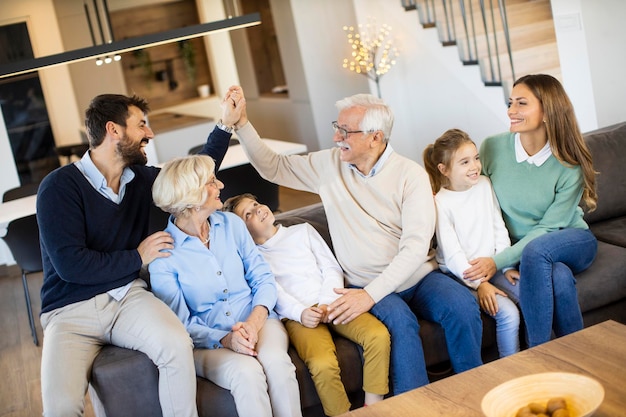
top-left (220, 305), bottom-right (268, 356)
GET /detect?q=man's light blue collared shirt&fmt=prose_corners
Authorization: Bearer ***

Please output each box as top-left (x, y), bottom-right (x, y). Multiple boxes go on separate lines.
top-left (348, 143), bottom-right (394, 178)
top-left (75, 151), bottom-right (136, 300)
top-left (75, 151), bottom-right (135, 203)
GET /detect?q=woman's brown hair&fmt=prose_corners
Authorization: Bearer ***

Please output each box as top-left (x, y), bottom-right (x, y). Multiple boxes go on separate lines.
top-left (514, 74), bottom-right (597, 211)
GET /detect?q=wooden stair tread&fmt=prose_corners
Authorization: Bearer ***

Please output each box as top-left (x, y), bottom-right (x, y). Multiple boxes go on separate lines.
top-left (410, 0), bottom-right (560, 87)
top-left (456, 18), bottom-right (556, 63)
top-left (428, 0), bottom-right (553, 34)
top-left (480, 42), bottom-right (560, 81)
top-left (456, 19), bottom-right (556, 50)
top-left (500, 67), bottom-right (563, 93)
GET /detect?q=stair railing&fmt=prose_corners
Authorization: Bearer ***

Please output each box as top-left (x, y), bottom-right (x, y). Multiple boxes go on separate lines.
top-left (406, 0), bottom-right (515, 86)
top-left (498, 0), bottom-right (515, 82)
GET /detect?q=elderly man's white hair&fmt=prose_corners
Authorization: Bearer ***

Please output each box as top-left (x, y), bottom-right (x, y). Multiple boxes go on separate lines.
top-left (335, 94), bottom-right (394, 142)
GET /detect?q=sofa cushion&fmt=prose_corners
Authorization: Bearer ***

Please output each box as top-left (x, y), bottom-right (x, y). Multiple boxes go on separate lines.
top-left (92, 346), bottom-right (239, 417)
top-left (91, 345), bottom-right (162, 417)
top-left (590, 216), bottom-right (626, 248)
top-left (276, 203), bottom-right (332, 250)
top-left (196, 378), bottom-right (238, 417)
top-left (583, 122), bottom-right (626, 224)
top-left (575, 240), bottom-right (626, 313)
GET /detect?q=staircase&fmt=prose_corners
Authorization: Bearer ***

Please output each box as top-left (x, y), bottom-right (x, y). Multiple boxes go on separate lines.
top-left (402, 0), bottom-right (560, 98)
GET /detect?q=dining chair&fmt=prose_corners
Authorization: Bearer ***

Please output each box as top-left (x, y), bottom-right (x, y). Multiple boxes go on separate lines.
top-left (2, 214), bottom-right (41, 345)
top-left (187, 138), bottom-right (239, 155)
top-left (2, 182), bottom-right (40, 203)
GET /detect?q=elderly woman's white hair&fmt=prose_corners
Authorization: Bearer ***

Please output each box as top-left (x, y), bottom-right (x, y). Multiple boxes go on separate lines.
top-left (152, 154), bottom-right (216, 218)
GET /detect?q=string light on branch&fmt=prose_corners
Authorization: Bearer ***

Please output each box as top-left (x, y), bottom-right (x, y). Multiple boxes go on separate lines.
top-left (342, 20), bottom-right (399, 98)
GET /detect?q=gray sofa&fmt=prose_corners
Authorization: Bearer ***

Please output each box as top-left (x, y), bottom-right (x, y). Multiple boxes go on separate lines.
top-left (89, 122), bottom-right (626, 417)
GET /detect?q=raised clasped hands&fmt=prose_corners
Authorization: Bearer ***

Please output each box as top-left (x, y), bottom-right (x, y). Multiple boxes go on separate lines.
top-left (327, 288), bottom-right (374, 325)
top-left (220, 85), bottom-right (248, 128)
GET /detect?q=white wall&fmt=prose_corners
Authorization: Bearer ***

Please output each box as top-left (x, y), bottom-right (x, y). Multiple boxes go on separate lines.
top-left (286, 0), bottom-right (370, 152)
top-left (550, 0), bottom-right (597, 132)
top-left (355, 0), bottom-right (510, 158)
top-left (224, 0), bottom-right (328, 153)
top-left (551, 0), bottom-right (626, 132)
top-left (580, 0), bottom-right (626, 128)
top-left (283, 0), bottom-right (508, 162)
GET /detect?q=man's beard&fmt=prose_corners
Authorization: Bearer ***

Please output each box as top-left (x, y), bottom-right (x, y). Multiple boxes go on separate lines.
top-left (117, 133), bottom-right (148, 166)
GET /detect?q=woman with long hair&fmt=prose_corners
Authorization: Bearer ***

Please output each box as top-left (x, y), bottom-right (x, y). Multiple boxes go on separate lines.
top-left (466, 74), bottom-right (598, 347)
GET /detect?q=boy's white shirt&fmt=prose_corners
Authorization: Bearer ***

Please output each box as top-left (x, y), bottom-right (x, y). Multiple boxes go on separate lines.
top-left (257, 223), bottom-right (344, 322)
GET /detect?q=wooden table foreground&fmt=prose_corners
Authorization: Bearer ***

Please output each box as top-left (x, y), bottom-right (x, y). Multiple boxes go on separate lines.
top-left (341, 320), bottom-right (626, 417)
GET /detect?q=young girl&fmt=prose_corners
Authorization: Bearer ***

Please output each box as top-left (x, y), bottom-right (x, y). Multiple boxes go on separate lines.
top-left (423, 129), bottom-right (520, 357)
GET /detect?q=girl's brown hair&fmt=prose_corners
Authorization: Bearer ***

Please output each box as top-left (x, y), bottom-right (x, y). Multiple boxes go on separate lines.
top-left (514, 74), bottom-right (597, 211)
top-left (423, 128), bottom-right (475, 193)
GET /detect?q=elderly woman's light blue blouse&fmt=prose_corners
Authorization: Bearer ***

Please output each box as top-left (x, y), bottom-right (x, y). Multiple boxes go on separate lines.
top-left (149, 210), bottom-right (277, 349)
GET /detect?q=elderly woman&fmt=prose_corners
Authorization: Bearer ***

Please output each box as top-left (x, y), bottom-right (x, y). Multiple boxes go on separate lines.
top-left (149, 154), bottom-right (302, 417)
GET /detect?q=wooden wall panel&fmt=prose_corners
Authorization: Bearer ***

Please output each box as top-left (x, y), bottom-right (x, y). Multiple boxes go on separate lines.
top-left (110, 0), bottom-right (212, 110)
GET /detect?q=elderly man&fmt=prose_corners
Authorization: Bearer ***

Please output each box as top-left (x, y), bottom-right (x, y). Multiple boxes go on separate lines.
top-left (225, 87), bottom-right (483, 395)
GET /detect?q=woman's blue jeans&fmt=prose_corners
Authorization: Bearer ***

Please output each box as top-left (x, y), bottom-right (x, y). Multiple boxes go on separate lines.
top-left (519, 228), bottom-right (597, 347)
top-left (368, 270), bottom-right (483, 395)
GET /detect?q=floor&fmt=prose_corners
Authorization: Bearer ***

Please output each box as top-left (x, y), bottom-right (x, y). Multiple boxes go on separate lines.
top-left (0, 186), bottom-right (320, 417)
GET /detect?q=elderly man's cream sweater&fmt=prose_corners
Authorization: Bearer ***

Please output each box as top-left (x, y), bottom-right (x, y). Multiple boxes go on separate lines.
top-left (235, 122), bottom-right (436, 303)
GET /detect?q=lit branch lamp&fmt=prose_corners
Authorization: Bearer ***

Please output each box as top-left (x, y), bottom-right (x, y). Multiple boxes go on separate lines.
top-left (342, 20), bottom-right (399, 98)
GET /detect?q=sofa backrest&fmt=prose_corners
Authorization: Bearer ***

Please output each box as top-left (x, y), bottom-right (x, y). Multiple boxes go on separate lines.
top-left (274, 202), bottom-right (333, 251)
top-left (583, 122), bottom-right (626, 224)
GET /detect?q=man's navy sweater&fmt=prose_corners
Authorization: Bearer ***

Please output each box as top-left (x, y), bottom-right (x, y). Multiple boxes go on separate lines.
top-left (37, 128), bottom-right (230, 314)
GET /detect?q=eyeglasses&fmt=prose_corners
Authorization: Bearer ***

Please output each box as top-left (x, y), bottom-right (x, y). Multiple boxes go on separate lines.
top-left (332, 121), bottom-right (369, 140)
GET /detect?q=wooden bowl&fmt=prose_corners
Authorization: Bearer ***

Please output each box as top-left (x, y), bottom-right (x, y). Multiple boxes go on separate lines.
top-left (481, 372), bottom-right (604, 417)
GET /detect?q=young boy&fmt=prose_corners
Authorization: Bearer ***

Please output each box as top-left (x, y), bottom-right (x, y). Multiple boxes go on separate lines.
top-left (223, 193), bottom-right (390, 415)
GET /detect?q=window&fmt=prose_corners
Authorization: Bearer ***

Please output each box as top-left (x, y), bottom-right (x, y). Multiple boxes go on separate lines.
top-left (0, 22), bottom-right (59, 184)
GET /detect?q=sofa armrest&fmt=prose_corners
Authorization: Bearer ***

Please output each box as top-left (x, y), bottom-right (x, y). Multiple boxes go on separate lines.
top-left (90, 345), bottom-right (162, 417)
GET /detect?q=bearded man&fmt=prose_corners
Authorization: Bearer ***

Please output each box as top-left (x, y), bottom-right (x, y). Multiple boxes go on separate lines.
top-left (36, 93), bottom-right (236, 417)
